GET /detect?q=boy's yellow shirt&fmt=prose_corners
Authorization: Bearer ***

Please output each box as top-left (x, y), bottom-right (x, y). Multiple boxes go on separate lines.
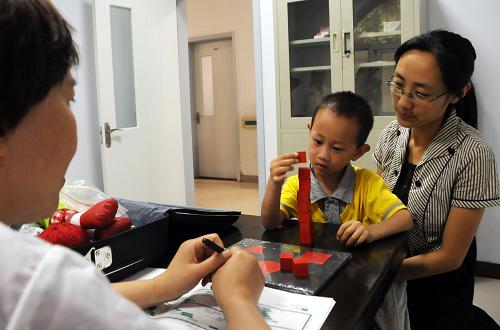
top-left (280, 166), bottom-right (406, 226)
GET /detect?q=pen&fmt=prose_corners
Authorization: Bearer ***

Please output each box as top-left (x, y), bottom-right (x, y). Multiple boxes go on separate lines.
top-left (202, 238), bottom-right (225, 253)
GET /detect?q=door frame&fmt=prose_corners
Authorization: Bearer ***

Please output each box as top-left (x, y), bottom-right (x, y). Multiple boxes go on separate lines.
top-left (188, 33), bottom-right (241, 181)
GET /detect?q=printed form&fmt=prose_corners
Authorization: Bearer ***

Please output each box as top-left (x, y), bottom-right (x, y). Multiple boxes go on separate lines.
top-left (127, 268), bottom-right (335, 330)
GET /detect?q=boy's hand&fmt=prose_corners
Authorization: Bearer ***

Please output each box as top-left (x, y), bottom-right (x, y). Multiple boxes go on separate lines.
top-left (269, 153), bottom-right (298, 185)
top-left (337, 220), bottom-right (373, 246)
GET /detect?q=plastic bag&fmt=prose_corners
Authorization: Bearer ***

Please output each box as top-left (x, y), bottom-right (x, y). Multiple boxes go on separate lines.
top-left (59, 180), bottom-right (128, 217)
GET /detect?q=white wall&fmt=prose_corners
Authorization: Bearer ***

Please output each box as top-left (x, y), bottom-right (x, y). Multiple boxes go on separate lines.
top-left (427, 0), bottom-right (500, 264)
top-left (54, 0), bottom-right (104, 190)
top-left (253, 0), bottom-right (279, 200)
top-left (177, 0), bottom-right (195, 205)
top-left (187, 0), bottom-right (258, 177)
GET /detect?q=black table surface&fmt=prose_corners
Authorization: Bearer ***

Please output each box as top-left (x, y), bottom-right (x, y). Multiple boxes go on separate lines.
top-left (170, 214), bottom-right (408, 330)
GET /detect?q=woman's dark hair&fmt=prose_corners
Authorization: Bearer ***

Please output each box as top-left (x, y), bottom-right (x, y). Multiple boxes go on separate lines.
top-left (311, 91), bottom-right (374, 147)
top-left (0, 0), bottom-right (79, 136)
top-left (395, 30), bottom-right (477, 128)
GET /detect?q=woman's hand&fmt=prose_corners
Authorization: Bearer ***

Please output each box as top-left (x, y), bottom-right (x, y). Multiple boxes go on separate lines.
top-left (337, 220), bottom-right (373, 246)
top-left (211, 248), bottom-right (270, 330)
top-left (212, 247), bottom-right (264, 307)
top-left (158, 234), bottom-right (232, 300)
top-left (112, 234), bottom-right (231, 308)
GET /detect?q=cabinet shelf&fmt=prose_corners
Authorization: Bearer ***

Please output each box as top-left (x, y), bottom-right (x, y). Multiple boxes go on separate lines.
top-left (358, 31), bottom-right (400, 38)
top-left (290, 65), bottom-right (331, 72)
top-left (290, 37), bottom-right (330, 47)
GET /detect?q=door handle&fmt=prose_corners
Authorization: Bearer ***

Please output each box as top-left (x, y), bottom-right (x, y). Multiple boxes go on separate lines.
top-left (331, 32), bottom-right (340, 53)
top-left (195, 112), bottom-right (200, 124)
top-left (343, 30), bottom-right (352, 58)
top-left (104, 122), bottom-right (122, 148)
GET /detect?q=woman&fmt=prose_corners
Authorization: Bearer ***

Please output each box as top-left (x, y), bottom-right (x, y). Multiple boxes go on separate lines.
top-left (374, 30), bottom-right (500, 329)
top-left (0, 1), bottom-right (269, 329)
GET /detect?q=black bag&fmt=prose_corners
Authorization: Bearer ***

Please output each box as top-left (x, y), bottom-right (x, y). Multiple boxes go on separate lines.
top-left (72, 214), bottom-right (170, 282)
top-left (72, 199), bottom-right (240, 282)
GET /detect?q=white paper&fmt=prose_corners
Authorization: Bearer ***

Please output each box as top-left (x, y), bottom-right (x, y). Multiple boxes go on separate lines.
top-left (129, 268), bottom-right (335, 330)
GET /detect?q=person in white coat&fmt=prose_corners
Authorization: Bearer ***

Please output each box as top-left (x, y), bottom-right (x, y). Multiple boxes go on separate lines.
top-left (0, 1), bottom-right (270, 329)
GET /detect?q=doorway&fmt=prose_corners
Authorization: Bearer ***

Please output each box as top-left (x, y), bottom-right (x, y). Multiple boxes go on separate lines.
top-left (190, 38), bottom-right (240, 180)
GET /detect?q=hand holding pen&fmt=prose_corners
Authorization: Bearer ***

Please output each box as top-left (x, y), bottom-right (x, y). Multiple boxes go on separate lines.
top-left (202, 237), bottom-right (226, 253)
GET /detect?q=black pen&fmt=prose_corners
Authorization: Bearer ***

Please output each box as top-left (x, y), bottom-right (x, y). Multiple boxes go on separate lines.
top-left (202, 238), bottom-right (225, 253)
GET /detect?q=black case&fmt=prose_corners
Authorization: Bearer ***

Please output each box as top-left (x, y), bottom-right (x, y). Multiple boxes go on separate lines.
top-left (72, 199), bottom-right (240, 282)
top-left (72, 215), bottom-right (170, 282)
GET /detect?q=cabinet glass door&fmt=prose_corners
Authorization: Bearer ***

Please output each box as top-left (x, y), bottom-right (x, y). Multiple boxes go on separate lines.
top-left (352, 0), bottom-right (401, 116)
top-left (287, 0), bottom-right (331, 118)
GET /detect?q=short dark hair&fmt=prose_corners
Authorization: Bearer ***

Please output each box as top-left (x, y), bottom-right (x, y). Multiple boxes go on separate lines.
top-left (310, 91), bottom-right (374, 147)
top-left (0, 0), bottom-right (79, 136)
top-left (395, 30), bottom-right (477, 128)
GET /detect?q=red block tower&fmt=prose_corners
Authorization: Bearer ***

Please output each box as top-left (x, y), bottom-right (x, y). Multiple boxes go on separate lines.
top-left (297, 151), bottom-right (312, 245)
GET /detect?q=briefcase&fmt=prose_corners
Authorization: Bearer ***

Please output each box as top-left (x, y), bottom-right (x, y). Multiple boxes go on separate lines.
top-left (72, 213), bottom-right (170, 282)
top-left (72, 199), bottom-right (240, 282)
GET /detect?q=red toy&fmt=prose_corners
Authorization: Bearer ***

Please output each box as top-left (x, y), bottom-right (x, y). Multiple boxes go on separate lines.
top-left (297, 151), bottom-right (307, 163)
top-left (38, 222), bottom-right (89, 247)
top-left (292, 257), bottom-right (309, 277)
top-left (280, 252), bottom-right (294, 271)
top-left (297, 166), bottom-right (313, 244)
top-left (299, 221), bottom-right (313, 244)
top-left (39, 198), bottom-right (132, 247)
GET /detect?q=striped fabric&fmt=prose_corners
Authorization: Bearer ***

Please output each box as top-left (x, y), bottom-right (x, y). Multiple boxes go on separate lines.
top-left (374, 110), bottom-right (500, 256)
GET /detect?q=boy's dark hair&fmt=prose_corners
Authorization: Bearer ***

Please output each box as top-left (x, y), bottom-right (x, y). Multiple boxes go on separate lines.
top-left (395, 30), bottom-right (477, 128)
top-left (0, 0), bottom-right (79, 136)
top-left (310, 91), bottom-right (374, 147)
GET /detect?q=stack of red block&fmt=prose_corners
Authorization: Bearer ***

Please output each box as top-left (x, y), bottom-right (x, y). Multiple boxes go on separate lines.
top-left (297, 151), bottom-right (312, 245)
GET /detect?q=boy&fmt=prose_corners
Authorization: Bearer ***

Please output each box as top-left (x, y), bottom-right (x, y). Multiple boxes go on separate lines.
top-left (262, 92), bottom-right (412, 244)
top-left (261, 92), bottom-right (412, 329)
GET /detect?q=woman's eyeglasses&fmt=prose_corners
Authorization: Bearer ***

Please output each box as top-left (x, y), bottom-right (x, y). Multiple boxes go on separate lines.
top-left (386, 76), bottom-right (448, 105)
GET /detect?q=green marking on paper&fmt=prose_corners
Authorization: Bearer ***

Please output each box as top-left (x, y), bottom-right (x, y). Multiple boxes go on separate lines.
top-left (181, 311), bottom-right (193, 318)
top-left (209, 326), bottom-right (219, 330)
top-left (261, 306), bottom-right (272, 320)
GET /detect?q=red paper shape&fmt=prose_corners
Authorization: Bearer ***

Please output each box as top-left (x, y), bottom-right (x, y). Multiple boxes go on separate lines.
top-left (258, 260), bottom-right (281, 274)
top-left (292, 258), bottom-right (309, 277)
top-left (244, 245), bottom-right (264, 255)
top-left (298, 251), bottom-right (332, 265)
top-left (297, 151), bottom-right (307, 163)
top-left (280, 252), bottom-right (293, 271)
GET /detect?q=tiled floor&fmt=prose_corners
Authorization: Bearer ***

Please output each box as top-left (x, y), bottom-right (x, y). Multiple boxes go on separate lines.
top-left (474, 277), bottom-right (500, 323)
top-left (194, 178), bottom-right (500, 324)
top-left (194, 178), bottom-right (260, 215)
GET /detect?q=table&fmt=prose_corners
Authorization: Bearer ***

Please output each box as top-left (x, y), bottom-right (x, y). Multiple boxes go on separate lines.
top-left (171, 214), bottom-right (408, 330)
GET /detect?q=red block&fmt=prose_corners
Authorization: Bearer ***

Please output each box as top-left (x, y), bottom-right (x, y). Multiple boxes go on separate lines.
top-left (292, 258), bottom-right (309, 277)
top-left (297, 189), bottom-right (310, 199)
top-left (298, 212), bottom-right (312, 222)
top-left (297, 151), bottom-right (307, 163)
top-left (297, 200), bottom-right (310, 213)
top-left (300, 221), bottom-right (313, 244)
top-left (298, 167), bottom-right (311, 181)
top-left (280, 252), bottom-right (293, 271)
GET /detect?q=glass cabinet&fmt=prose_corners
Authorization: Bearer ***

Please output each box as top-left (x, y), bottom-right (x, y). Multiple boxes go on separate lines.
top-left (276, 0), bottom-right (426, 169)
